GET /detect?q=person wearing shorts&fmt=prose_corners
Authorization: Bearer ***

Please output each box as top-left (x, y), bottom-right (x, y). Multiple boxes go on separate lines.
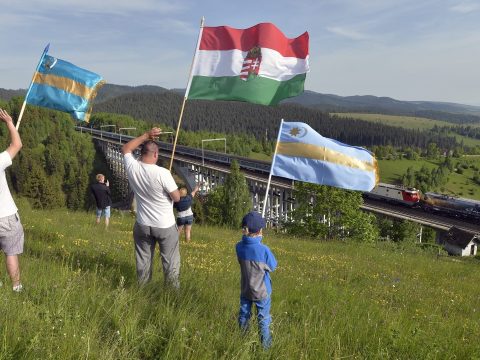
top-left (174, 185), bottom-right (199, 242)
top-left (90, 174), bottom-right (112, 228)
top-left (0, 109), bottom-right (24, 292)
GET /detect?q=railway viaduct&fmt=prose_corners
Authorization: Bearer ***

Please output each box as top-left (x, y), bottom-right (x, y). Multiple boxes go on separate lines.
top-left (78, 127), bottom-right (480, 236)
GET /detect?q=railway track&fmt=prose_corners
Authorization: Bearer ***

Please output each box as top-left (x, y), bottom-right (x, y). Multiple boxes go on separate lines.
top-left (81, 127), bottom-right (479, 234)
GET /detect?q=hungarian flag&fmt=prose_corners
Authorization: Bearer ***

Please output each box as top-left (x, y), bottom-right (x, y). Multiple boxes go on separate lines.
top-left (187, 22), bottom-right (309, 105)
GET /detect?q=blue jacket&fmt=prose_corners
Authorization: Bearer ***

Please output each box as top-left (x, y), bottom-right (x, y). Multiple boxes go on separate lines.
top-left (236, 235), bottom-right (277, 301)
top-left (174, 194), bottom-right (192, 212)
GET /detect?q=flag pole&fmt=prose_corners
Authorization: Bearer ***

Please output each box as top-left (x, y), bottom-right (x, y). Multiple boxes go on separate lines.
top-left (16, 44), bottom-right (50, 130)
top-left (169, 17), bottom-right (205, 170)
top-left (262, 119), bottom-right (284, 217)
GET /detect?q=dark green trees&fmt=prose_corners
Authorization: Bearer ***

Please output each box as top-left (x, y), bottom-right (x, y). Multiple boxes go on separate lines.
top-left (284, 182), bottom-right (378, 242)
top-left (2, 99), bottom-right (97, 210)
top-left (204, 160), bottom-right (251, 228)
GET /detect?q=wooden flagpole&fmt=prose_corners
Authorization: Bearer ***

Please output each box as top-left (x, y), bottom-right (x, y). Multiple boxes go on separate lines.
top-left (169, 17), bottom-right (205, 170)
top-left (16, 43), bottom-right (50, 130)
top-left (262, 119), bottom-right (284, 217)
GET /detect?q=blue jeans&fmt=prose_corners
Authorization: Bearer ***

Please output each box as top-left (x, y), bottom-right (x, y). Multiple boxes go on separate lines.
top-left (96, 206), bottom-right (111, 218)
top-left (238, 295), bottom-right (272, 348)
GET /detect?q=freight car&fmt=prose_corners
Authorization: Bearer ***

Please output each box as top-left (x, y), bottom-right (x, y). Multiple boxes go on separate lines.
top-left (421, 193), bottom-right (480, 220)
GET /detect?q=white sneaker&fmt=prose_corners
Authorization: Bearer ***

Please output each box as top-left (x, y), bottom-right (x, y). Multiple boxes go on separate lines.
top-left (13, 284), bottom-right (23, 292)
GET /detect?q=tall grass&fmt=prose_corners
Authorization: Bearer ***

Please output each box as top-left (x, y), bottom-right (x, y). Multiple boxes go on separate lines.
top-left (1, 198), bottom-right (480, 359)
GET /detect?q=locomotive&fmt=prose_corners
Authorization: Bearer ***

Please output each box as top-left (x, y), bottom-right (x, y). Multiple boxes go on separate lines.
top-left (365, 183), bottom-right (480, 220)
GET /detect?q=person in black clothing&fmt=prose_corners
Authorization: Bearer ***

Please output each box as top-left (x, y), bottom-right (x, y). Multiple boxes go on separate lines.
top-left (174, 184), bottom-right (199, 242)
top-left (91, 174), bottom-right (112, 228)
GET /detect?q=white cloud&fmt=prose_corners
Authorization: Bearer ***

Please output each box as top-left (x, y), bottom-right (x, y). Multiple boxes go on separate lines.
top-left (7, 0), bottom-right (185, 15)
top-left (326, 26), bottom-right (370, 40)
top-left (147, 18), bottom-right (198, 36)
top-left (450, 2), bottom-right (480, 13)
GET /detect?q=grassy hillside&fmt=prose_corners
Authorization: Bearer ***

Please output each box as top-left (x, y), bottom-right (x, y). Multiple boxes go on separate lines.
top-left (2, 198), bottom-right (480, 358)
top-left (332, 112), bottom-right (480, 149)
top-left (378, 156), bottom-right (480, 199)
top-left (331, 112), bottom-right (452, 130)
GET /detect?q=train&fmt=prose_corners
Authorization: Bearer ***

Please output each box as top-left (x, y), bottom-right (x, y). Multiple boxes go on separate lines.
top-left (79, 127), bottom-right (480, 221)
top-left (365, 183), bottom-right (480, 221)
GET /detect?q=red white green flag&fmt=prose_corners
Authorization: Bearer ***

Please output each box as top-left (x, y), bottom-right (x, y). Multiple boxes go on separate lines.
top-left (186, 22), bottom-right (309, 105)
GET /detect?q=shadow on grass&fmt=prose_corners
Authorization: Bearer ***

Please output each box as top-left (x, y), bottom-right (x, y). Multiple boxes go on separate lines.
top-left (24, 245), bottom-right (137, 289)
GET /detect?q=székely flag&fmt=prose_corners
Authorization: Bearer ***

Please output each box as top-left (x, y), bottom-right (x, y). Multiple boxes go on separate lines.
top-left (26, 53), bottom-right (104, 122)
top-left (187, 22), bottom-right (309, 105)
top-left (271, 121), bottom-right (379, 191)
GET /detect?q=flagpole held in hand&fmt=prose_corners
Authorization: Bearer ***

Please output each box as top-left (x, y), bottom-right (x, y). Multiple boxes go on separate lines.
top-left (169, 17), bottom-right (205, 171)
top-left (16, 44), bottom-right (50, 130)
top-left (262, 119), bottom-right (284, 218)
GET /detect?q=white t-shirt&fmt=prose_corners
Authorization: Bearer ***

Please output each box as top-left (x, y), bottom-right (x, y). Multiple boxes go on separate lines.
top-left (0, 151), bottom-right (18, 218)
top-left (124, 153), bottom-right (178, 228)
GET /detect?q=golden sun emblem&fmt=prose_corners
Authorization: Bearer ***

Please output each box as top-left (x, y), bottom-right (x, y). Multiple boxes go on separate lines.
top-left (289, 127), bottom-right (301, 137)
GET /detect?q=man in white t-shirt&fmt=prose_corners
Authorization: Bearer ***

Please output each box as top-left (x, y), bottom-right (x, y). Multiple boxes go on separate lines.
top-left (122, 128), bottom-right (180, 286)
top-left (0, 109), bottom-right (24, 292)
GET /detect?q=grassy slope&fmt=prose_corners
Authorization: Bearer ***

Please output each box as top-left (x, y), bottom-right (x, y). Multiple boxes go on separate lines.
top-left (331, 113), bottom-right (454, 130)
top-left (378, 156), bottom-right (480, 200)
top-left (332, 113), bottom-right (480, 147)
top-left (1, 198), bottom-right (480, 359)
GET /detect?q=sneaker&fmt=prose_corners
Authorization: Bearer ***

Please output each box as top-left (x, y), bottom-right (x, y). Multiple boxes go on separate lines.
top-left (12, 284), bottom-right (23, 292)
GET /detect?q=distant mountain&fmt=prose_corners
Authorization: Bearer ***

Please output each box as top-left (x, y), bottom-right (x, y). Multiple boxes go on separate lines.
top-left (2, 84), bottom-right (479, 124)
top-left (0, 84), bottom-right (169, 104)
top-left (284, 91), bottom-right (480, 119)
top-left (94, 84), bottom-right (169, 103)
top-left (0, 88), bottom-right (25, 101)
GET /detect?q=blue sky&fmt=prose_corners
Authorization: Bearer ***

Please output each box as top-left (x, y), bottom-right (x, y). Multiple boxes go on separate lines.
top-left (1, 0), bottom-right (479, 105)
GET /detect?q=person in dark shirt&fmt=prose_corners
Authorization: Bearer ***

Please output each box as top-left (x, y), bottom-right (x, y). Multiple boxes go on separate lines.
top-left (174, 184), bottom-right (199, 242)
top-left (90, 174), bottom-right (112, 228)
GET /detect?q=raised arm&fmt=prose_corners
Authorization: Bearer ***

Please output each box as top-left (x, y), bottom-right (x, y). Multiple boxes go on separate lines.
top-left (122, 127), bottom-right (162, 155)
top-left (0, 109), bottom-right (22, 159)
top-left (191, 184), bottom-right (200, 197)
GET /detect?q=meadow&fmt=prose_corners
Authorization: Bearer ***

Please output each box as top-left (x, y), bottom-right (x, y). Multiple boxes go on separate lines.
top-left (331, 113), bottom-right (480, 148)
top-left (331, 113), bottom-right (452, 131)
top-left (1, 198), bottom-right (480, 359)
top-left (378, 156), bottom-right (480, 200)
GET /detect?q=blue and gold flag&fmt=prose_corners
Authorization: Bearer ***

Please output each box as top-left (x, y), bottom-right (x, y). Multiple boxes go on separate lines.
top-left (26, 53), bottom-right (104, 122)
top-left (271, 121), bottom-right (378, 191)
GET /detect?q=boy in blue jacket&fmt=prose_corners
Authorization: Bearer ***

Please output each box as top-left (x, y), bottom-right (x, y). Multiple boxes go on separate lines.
top-left (236, 211), bottom-right (277, 348)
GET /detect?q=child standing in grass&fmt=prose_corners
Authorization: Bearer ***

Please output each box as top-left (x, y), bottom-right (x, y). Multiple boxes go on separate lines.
top-left (236, 211), bottom-right (277, 349)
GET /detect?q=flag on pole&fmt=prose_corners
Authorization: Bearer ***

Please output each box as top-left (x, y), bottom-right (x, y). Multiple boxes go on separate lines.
top-left (26, 53), bottom-right (105, 122)
top-left (271, 121), bottom-right (379, 191)
top-left (187, 22), bottom-right (309, 105)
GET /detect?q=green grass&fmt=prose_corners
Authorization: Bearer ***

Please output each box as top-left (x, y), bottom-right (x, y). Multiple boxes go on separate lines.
top-left (332, 113), bottom-right (480, 147)
top-left (249, 151), bottom-right (272, 162)
top-left (331, 113), bottom-right (455, 130)
top-left (2, 198), bottom-right (480, 358)
top-left (378, 156), bottom-right (480, 200)
top-left (378, 158), bottom-right (438, 184)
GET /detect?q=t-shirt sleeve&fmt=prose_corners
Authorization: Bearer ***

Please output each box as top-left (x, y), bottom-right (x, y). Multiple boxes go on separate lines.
top-left (162, 170), bottom-right (178, 193)
top-left (0, 151), bottom-right (12, 172)
top-left (123, 153), bottom-right (136, 174)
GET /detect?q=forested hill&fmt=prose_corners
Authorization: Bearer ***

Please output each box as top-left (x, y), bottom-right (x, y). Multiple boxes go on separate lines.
top-left (93, 91), bottom-right (458, 150)
top-left (2, 84), bottom-right (480, 124)
top-left (0, 88), bottom-right (25, 101)
top-left (285, 91), bottom-right (480, 123)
